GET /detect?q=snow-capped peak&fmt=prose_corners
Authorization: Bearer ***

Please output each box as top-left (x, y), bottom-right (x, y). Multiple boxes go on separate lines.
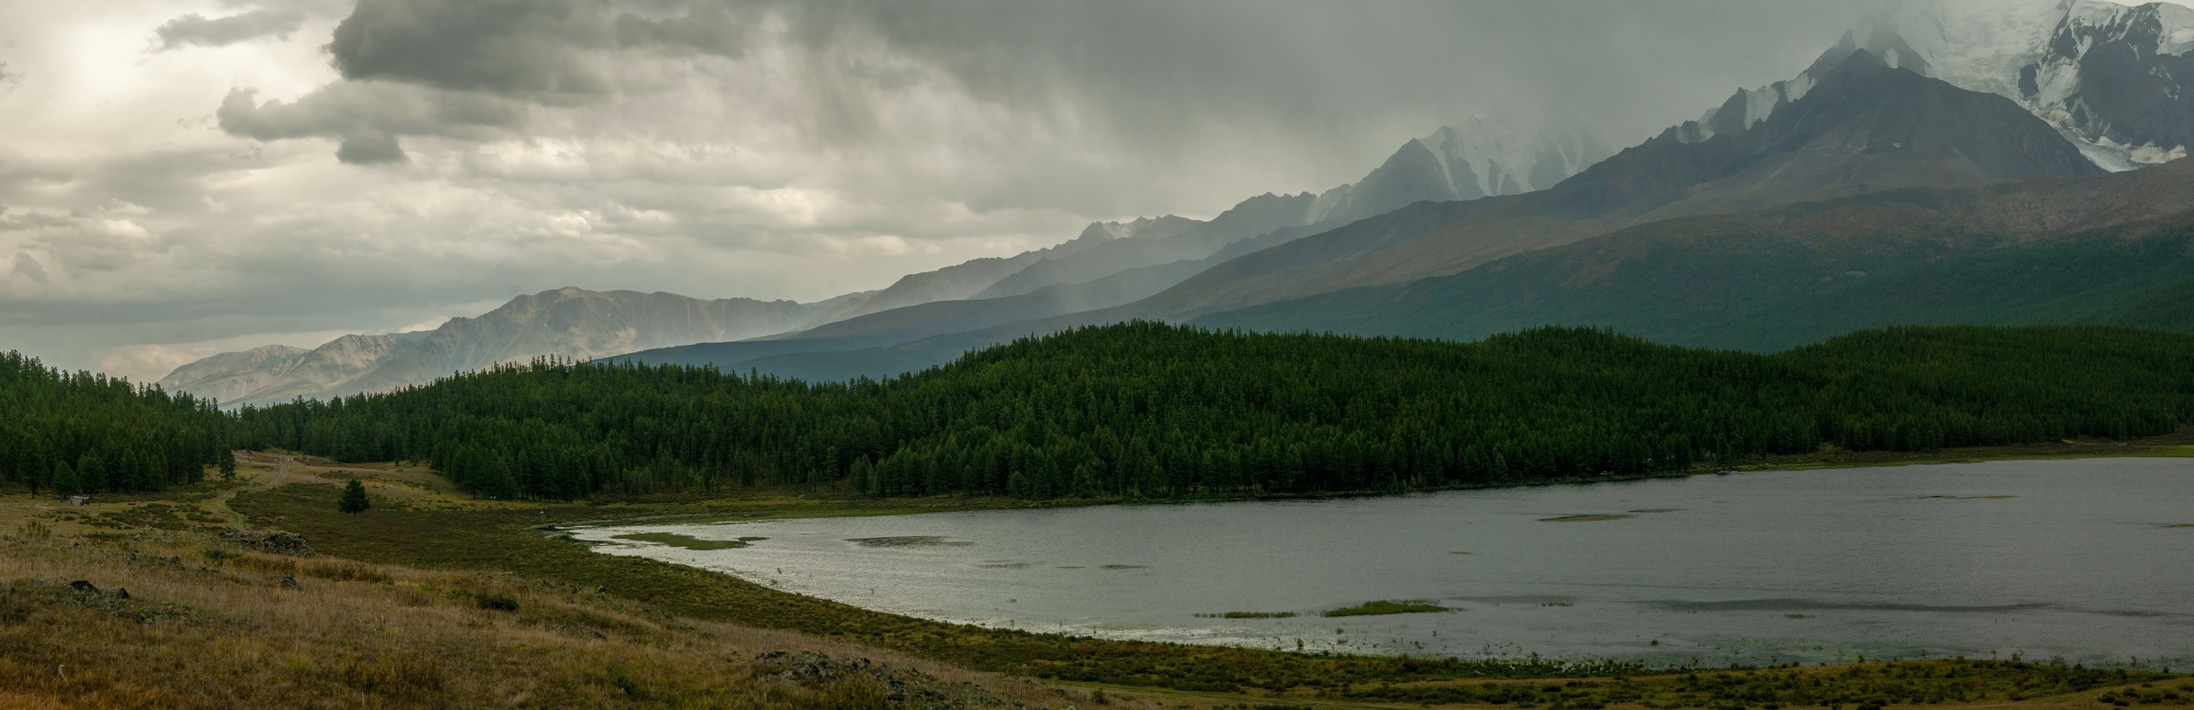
top-left (1306, 114), bottom-right (1614, 225)
top-left (1677, 0), bottom-right (2194, 171)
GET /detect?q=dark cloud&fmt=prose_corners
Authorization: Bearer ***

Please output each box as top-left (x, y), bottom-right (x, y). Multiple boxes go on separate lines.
top-left (153, 10), bottom-right (305, 51)
top-left (336, 133), bottom-right (406, 164)
top-left (216, 83), bottom-right (528, 152)
top-left (329, 0), bottom-right (611, 97)
top-left (325, 0), bottom-right (752, 100)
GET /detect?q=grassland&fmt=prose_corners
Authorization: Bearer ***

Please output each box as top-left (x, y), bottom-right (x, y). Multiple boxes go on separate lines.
top-left (2, 449), bottom-right (2189, 708)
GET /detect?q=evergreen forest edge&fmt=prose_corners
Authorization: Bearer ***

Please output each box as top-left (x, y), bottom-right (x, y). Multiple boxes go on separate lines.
top-left (8, 322), bottom-right (2194, 503)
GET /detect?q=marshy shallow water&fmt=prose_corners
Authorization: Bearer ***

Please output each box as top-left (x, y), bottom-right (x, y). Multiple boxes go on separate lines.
top-left (571, 458), bottom-right (2194, 666)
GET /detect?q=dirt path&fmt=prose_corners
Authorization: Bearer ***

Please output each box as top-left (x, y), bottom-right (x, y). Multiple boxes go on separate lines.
top-left (211, 454), bottom-right (289, 530)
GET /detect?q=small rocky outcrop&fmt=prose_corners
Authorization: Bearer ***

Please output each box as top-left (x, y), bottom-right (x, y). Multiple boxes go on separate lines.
top-left (753, 650), bottom-right (1024, 709)
top-left (218, 529), bottom-right (315, 557)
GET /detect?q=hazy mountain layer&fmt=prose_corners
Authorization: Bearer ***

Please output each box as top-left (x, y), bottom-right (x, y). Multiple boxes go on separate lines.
top-left (159, 288), bottom-right (827, 406)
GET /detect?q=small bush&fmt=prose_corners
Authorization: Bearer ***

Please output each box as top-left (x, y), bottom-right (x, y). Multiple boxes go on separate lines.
top-left (474, 592), bottom-right (519, 612)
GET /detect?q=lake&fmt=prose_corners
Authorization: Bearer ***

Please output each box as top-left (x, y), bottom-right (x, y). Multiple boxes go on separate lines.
top-left (569, 458), bottom-right (2194, 667)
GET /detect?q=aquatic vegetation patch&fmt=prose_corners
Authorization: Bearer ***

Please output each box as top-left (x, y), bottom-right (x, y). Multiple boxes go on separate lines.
top-left (1099, 564), bottom-right (1146, 569)
top-left (611, 532), bottom-right (761, 550)
top-left (1195, 611), bottom-right (1299, 619)
top-left (844, 535), bottom-right (971, 548)
top-left (973, 561), bottom-right (1032, 569)
top-left (1629, 508), bottom-right (1684, 513)
top-left (1919, 495), bottom-right (2018, 500)
top-left (1342, 659), bottom-right (2187, 709)
top-left (1323, 600), bottom-right (1447, 617)
top-left (1541, 514), bottom-right (1636, 522)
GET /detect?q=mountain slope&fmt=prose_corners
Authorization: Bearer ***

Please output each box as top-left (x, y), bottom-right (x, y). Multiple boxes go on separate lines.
top-left (950, 117), bottom-right (1614, 303)
top-left (1196, 156), bottom-right (2194, 350)
top-left (160, 288), bottom-right (828, 406)
top-left (1123, 48), bottom-right (2102, 322)
top-left (152, 344), bottom-right (307, 404)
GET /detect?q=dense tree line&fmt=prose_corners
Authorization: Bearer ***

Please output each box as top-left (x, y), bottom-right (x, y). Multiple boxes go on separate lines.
top-left (0, 351), bottom-right (234, 495)
top-left (225, 322), bottom-right (2194, 501)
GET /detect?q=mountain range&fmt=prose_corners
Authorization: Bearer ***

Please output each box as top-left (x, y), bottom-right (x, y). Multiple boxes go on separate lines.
top-left (161, 0), bottom-right (2194, 404)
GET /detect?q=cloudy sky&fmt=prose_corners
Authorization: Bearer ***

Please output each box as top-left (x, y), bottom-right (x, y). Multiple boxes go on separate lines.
top-left (0, 0), bottom-right (1879, 381)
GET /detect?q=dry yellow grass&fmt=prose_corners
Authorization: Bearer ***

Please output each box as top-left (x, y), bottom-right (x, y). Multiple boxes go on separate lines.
top-left (0, 523), bottom-right (1166, 709)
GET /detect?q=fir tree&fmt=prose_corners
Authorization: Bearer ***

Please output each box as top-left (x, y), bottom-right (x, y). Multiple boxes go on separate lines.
top-left (338, 479), bottom-right (370, 514)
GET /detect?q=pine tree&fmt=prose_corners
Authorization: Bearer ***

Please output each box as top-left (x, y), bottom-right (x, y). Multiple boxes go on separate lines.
top-left (52, 461), bottom-right (78, 498)
top-left (219, 449), bottom-right (238, 481)
top-left (338, 479), bottom-right (370, 514)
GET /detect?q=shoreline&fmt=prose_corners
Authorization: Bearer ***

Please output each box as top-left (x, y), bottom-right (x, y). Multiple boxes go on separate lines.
top-left (556, 428), bottom-right (2194, 530)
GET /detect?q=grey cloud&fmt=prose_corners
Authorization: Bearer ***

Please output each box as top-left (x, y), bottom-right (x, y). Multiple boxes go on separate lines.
top-left (325, 0), bottom-right (753, 100)
top-left (613, 2), bottom-right (749, 58)
top-left (0, 207), bottom-right (73, 231)
top-left (330, 0), bottom-right (612, 98)
top-left (153, 10), bottom-right (305, 51)
top-left (780, 0), bottom-right (1882, 159)
top-left (9, 251), bottom-right (46, 283)
top-left (217, 83), bottom-right (528, 148)
top-left (336, 133), bottom-right (407, 164)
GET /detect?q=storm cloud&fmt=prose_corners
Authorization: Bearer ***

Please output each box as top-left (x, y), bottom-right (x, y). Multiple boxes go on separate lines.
top-left (3, 0), bottom-right (1892, 381)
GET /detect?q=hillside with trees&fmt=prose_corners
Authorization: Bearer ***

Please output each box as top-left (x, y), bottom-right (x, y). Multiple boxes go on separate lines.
top-left (229, 322), bottom-right (2194, 501)
top-left (0, 351), bottom-right (234, 495)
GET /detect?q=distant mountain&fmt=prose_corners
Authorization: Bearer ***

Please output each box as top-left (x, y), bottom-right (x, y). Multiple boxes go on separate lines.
top-left (154, 344), bottom-right (309, 404)
top-left (810, 217), bottom-right (1184, 323)
top-left (1307, 116), bottom-right (1613, 226)
top-left (159, 288), bottom-right (829, 406)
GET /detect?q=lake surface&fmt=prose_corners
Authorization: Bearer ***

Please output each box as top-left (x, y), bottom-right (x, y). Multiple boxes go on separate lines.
top-left (571, 458), bottom-right (2194, 667)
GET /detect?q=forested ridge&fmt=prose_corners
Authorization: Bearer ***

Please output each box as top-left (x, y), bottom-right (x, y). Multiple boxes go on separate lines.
top-left (214, 322), bottom-right (2194, 501)
top-left (0, 351), bottom-right (235, 495)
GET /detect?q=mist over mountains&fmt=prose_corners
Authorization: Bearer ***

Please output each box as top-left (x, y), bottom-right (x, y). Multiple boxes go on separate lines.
top-left (159, 0), bottom-right (2194, 405)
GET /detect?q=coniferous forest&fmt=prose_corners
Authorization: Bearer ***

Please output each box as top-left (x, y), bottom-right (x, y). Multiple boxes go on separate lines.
top-left (0, 351), bottom-right (235, 495)
top-left (8, 324), bottom-right (2193, 502)
top-left (198, 322), bottom-right (2194, 501)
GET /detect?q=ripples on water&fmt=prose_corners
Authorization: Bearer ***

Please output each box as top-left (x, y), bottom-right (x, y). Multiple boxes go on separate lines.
top-left (571, 458), bottom-right (2194, 666)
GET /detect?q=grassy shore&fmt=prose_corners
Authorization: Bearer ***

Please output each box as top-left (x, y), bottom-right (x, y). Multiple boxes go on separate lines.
top-left (3, 447), bottom-right (2190, 707)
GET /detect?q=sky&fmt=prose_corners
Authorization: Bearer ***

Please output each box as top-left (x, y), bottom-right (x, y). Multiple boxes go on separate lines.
top-left (0, 0), bottom-right (1883, 381)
